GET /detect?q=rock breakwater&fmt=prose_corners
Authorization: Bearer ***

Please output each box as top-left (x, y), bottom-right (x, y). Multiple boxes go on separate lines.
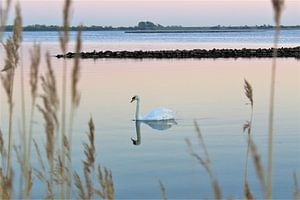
top-left (56, 47), bottom-right (300, 59)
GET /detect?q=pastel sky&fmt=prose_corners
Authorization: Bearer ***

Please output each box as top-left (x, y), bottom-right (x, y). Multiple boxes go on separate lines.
top-left (4, 0), bottom-right (300, 26)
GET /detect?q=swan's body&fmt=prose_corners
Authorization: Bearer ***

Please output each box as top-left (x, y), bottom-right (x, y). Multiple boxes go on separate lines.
top-left (142, 119), bottom-right (177, 130)
top-left (130, 95), bottom-right (175, 121)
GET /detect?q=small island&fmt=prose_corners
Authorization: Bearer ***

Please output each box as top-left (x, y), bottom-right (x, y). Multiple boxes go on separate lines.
top-left (56, 46), bottom-right (300, 59)
top-left (3, 21), bottom-right (300, 32)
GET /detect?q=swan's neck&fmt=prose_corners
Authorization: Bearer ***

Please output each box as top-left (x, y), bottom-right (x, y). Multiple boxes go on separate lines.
top-left (135, 99), bottom-right (142, 120)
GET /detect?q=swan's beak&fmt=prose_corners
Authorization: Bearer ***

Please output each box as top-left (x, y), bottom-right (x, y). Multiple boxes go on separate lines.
top-left (130, 96), bottom-right (136, 103)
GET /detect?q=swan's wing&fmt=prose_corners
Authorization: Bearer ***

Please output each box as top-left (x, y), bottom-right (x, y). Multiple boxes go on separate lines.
top-left (142, 107), bottom-right (176, 120)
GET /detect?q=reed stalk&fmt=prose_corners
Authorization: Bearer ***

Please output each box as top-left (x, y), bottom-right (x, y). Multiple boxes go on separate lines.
top-left (5, 78), bottom-right (13, 177)
top-left (24, 43), bottom-right (40, 199)
top-left (0, 0), bottom-right (11, 43)
top-left (59, 0), bottom-right (71, 198)
top-left (243, 79), bottom-right (255, 198)
top-left (60, 47), bottom-right (67, 198)
top-left (267, 1), bottom-right (284, 199)
top-left (294, 172), bottom-right (300, 200)
top-left (67, 27), bottom-right (82, 199)
top-left (20, 46), bottom-right (27, 200)
top-left (159, 180), bottom-right (167, 200)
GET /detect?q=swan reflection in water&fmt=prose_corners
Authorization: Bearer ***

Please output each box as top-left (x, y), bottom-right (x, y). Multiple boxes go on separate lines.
top-left (131, 119), bottom-right (177, 145)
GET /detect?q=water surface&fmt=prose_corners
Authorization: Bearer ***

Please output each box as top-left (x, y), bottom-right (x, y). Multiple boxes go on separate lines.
top-left (0, 31), bottom-right (299, 199)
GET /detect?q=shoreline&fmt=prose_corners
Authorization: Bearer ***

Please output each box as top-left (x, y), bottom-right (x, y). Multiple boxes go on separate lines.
top-left (56, 46), bottom-right (300, 59)
top-left (3, 25), bottom-right (300, 32)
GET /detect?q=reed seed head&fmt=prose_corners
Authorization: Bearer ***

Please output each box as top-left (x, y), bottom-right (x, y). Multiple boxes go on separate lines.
top-left (213, 179), bottom-right (222, 200)
top-left (96, 164), bottom-right (115, 199)
top-left (83, 117), bottom-right (95, 173)
top-left (13, 3), bottom-right (22, 52)
top-left (244, 180), bottom-right (255, 200)
top-left (244, 79), bottom-right (253, 107)
top-left (1, 38), bottom-right (14, 104)
top-left (74, 172), bottom-right (86, 199)
top-left (45, 52), bottom-right (59, 113)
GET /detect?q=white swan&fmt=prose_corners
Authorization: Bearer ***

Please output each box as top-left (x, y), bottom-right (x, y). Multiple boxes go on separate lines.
top-left (130, 95), bottom-right (176, 121)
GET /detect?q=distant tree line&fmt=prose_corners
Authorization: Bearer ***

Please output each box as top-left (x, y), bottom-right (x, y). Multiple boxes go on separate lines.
top-left (2, 21), bottom-right (300, 32)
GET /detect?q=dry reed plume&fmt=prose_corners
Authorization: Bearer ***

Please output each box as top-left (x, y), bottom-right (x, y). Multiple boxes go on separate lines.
top-left (95, 164), bottom-right (114, 199)
top-left (21, 42), bottom-right (41, 199)
top-left (0, 168), bottom-right (13, 199)
top-left (244, 79), bottom-right (253, 109)
top-left (186, 120), bottom-right (222, 199)
top-left (243, 79), bottom-right (255, 199)
top-left (25, 43), bottom-right (41, 156)
top-left (74, 118), bottom-right (115, 200)
top-left (0, 0), bottom-right (114, 199)
top-left (0, 3), bottom-right (22, 180)
top-left (34, 51), bottom-right (59, 199)
top-left (244, 181), bottom-right (254, 200)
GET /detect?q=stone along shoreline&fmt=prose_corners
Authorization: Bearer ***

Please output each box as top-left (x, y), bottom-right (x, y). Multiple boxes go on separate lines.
top-left (56, 46), bottom-right (300, 59)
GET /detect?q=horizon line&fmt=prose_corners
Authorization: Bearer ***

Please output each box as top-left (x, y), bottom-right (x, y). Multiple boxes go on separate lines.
top-left (4, 23), bottom-right (300, 27)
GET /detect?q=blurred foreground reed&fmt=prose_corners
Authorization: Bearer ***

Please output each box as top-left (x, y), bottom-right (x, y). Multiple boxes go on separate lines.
top-left (0, 0), bottom-right (114, 199)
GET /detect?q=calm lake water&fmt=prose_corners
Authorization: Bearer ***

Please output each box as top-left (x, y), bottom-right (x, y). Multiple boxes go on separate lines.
top-left (0, 30), bottom-right (299, 199)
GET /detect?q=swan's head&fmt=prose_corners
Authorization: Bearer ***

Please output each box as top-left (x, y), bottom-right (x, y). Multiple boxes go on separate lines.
top-left (130, 95), bottom-right (139, 103)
